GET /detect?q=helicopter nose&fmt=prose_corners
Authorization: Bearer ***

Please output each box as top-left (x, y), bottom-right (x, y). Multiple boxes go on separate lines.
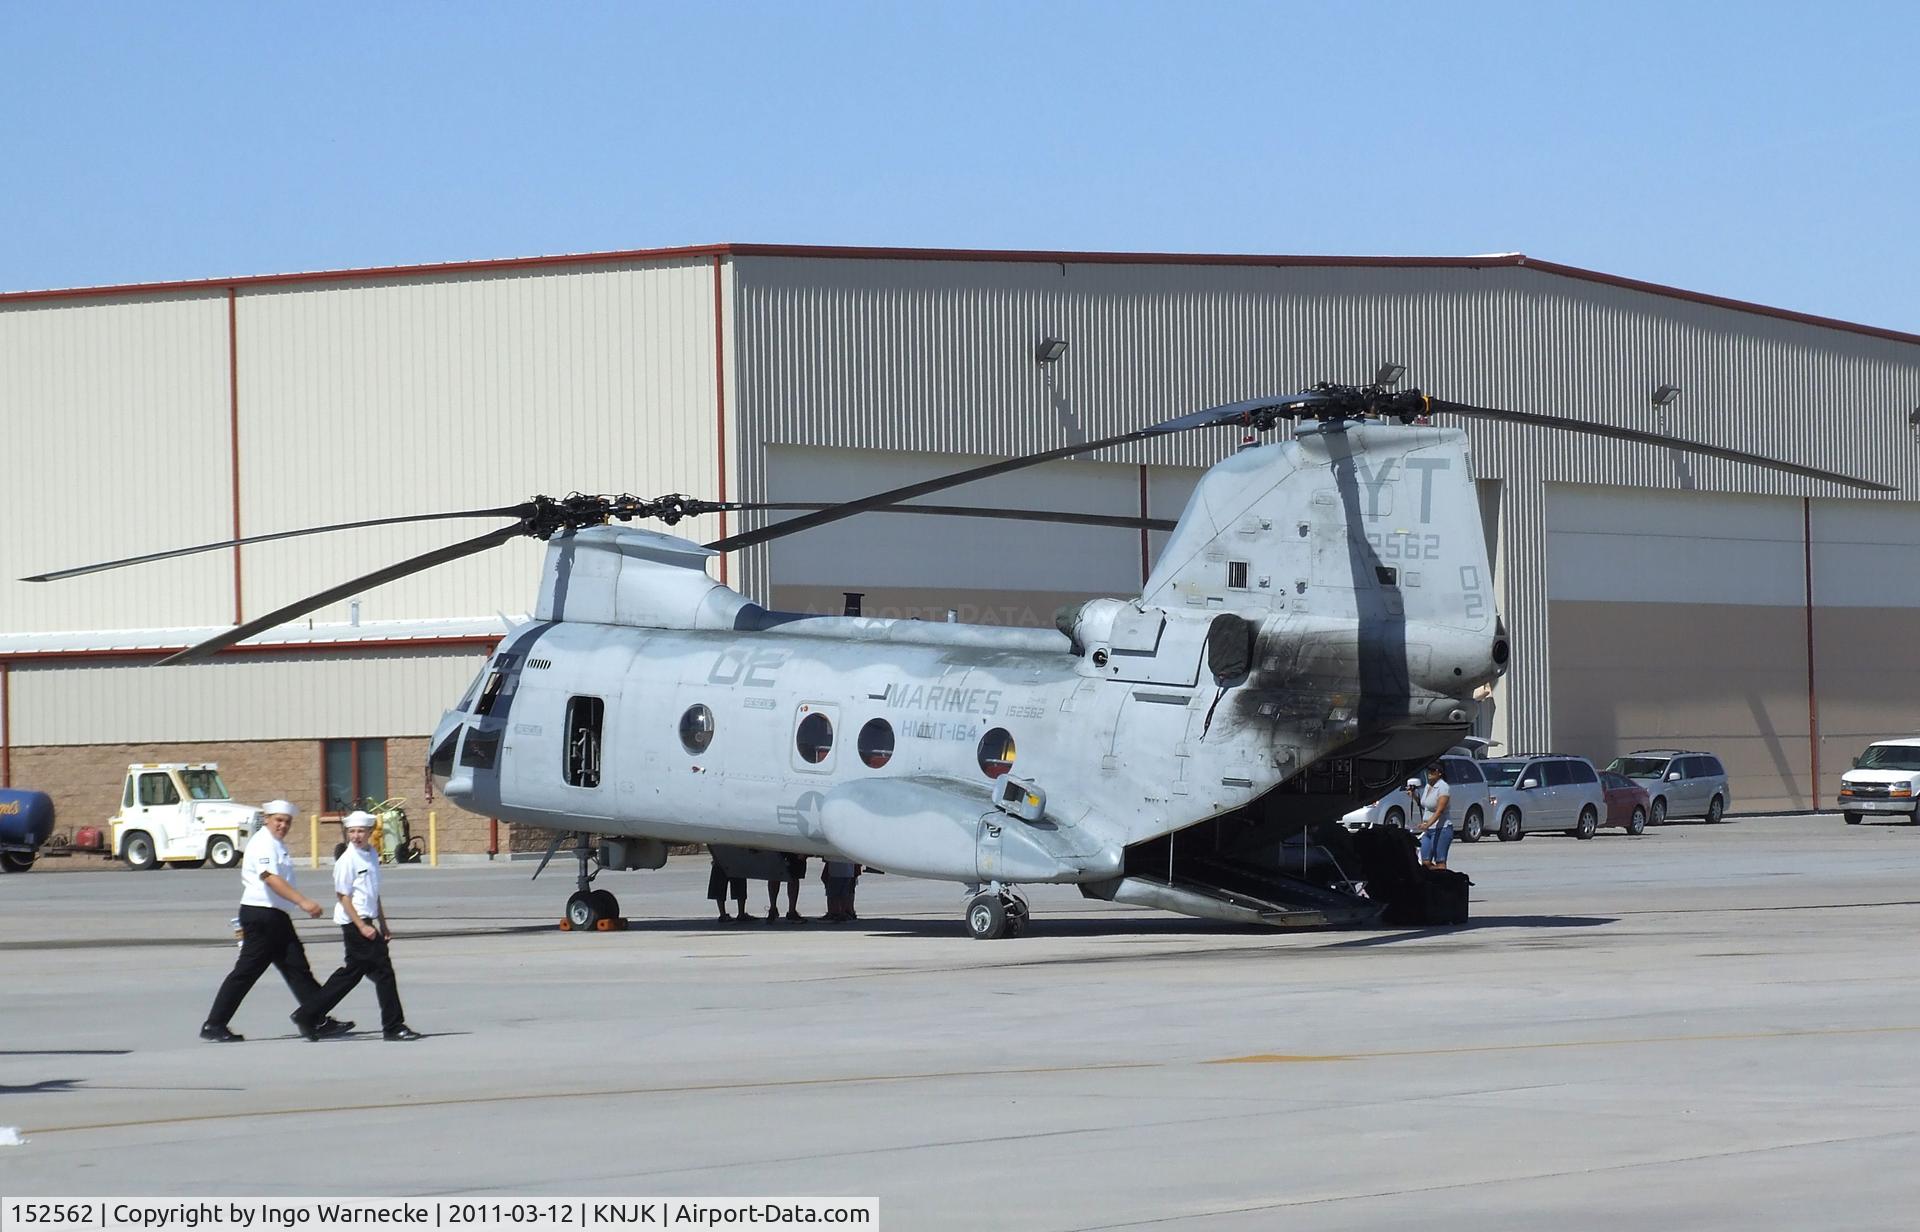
top-left (428, 715), bottom-right (461, 801)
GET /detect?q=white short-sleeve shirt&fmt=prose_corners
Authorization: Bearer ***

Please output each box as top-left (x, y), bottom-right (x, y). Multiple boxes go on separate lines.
top-left (333, 842), bottom-right (382, 925)
top-left (239, 827), bottom-right (298, 911)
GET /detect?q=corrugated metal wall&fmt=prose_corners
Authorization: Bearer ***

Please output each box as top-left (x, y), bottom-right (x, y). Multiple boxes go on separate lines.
top-left (1, 293), bottom-right (235, 630)
top-left (234, 258), bottom-right (724, 624)
top-left (8, 649), bottom-right (488, 745)
top-left (729, 255), bottom-right (1920, 752)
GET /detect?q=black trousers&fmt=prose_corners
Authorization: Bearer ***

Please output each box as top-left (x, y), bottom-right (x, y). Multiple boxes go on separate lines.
top-left (306, 925), bottom-right (406, 1032)
top-left (205, 905), bottom-right (321, 1028)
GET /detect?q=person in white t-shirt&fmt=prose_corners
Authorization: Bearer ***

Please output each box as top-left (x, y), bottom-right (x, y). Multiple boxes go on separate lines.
top-left (201, 800), bottom-right (351, 1043)
top-left (295, 811), bottom-right (420, 1042)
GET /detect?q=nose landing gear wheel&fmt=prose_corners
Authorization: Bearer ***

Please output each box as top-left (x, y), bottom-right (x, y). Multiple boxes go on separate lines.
top-left (564, 890), bottom-right (600, 931)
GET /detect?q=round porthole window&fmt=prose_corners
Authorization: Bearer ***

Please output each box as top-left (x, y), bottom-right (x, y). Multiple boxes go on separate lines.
top-left (796, 712), bottom-right (834, 764)
top-left (858, 718), bottom-right (895, 769)
top-left (678, 704), bottom-right (715, 754)
top-left (977, 727), bottom-right (1017, 779)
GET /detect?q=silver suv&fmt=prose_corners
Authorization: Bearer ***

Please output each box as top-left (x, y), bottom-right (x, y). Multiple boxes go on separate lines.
top-left (1480, 755), bottom-right (1608, 841)
top-left (1604, 750), bottom-right (1731, 825)
top-left (1339, 755), bottom-right (1493, 838)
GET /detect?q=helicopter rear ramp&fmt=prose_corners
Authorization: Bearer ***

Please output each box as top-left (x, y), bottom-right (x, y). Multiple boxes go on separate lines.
top-left (1083, 859), bottom-right (1382, 928)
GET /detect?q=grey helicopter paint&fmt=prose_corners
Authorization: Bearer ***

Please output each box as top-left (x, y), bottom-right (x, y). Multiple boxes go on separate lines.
top-left (428, 418), bottom-right (1504, 933)
top-left (31, 378), bottom-right (1887, 937)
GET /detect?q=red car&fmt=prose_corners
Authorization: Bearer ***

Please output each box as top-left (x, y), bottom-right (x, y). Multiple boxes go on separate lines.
top-left (1598, 771), bottom-right (1651, 835)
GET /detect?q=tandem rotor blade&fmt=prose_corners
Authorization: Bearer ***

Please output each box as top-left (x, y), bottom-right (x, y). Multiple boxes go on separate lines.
top-left (1428, 400), bottom-right (1894, 493)
top-left (22, 503), bottom-right (535, 583)
top-left (157, 521), bottom-right (530, 666)
top-left (756, 503), bottom-right (1178, 531)
top-left (703, 393), bottom-right (1316, 552)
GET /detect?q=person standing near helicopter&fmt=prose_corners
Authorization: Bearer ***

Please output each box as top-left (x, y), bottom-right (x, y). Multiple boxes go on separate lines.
top-left (1414, 763), bottom-right (1454, 870)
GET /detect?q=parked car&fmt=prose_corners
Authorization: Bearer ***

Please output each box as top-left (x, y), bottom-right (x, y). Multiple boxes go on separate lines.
top-left (1597, 772), bottom-right (1652, 835)
top-left (1603, 750), bottom-right (1731, 825)
top-left (1479, 755), bottom-right (1608, 840)
top-left (1838, 737), bottom-right (1920, 825)
top-left (1339, 755), bottom-right (1493, 839)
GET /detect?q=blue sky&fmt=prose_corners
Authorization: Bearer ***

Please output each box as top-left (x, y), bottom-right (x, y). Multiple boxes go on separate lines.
top-left (4, 1), bottom-right (1915, 333)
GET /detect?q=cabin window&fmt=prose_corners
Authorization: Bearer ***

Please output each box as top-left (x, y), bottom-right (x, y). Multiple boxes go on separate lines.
top-left (791, 705), bottom-right (842, 772)
top-left (858, 718), bottom-right (895, 769)
top-left (977, 728), bottom-right (1017, 779)
top-left (1227, 561), bottom-right (1250, 589)
top-left (138, 773), bottom-right (179, 807)
top-left (324, 739), bottom-right (388, 811)
top-left (679, 704), bottom-right (715, 754)
top-left (796, 712), bottom-right (834, 764)
top-left (794, 710), bottom-right (833, 759)
top-left (565, 695), bottom-right (604, 788)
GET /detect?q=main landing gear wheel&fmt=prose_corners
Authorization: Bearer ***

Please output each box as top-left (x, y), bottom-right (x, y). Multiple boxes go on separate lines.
top-left (589, 888), bottom-right (620, 920)
top-left (1460, 808), bottom-right (1484, 843)
top-left (967, 893), bottom-right (1008, 940)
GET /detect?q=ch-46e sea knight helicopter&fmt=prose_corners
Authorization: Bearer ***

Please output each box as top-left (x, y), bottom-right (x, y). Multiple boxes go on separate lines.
top-left (30, 373), bottom-right (1887, 937)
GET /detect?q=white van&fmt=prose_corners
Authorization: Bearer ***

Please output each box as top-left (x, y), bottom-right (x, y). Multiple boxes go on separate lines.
top-left (1838, 738), bottom-right (1920, 825)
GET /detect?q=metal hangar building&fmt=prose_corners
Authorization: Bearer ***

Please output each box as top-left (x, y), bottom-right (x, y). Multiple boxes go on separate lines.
top-left (4, 243), bottom-right (1919, 851)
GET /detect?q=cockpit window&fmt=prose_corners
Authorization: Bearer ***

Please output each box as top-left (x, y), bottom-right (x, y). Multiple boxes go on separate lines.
top-left (473, 670), bottom-right (508, 716)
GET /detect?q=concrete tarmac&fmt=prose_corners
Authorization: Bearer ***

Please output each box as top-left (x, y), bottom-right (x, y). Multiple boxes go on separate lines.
top-left (3, 815), bottom-right (1918, 1230)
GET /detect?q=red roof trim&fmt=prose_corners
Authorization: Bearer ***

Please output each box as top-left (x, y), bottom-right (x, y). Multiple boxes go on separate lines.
top-left (0, 635), bottom-right (501, 666)
top-left (3, 243), bottom-right (1914, 347)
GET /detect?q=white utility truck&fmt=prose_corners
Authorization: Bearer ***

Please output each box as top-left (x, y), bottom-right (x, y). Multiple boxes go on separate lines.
top-left (109, 764), bottom-right (262, 870)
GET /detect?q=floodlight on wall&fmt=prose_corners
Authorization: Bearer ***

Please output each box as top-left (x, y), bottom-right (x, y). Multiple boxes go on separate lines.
top-left (1035, 336), bottom-right (1068, 365)
top-left (1651, 383), bottom-right (1682, 407)
top-left (1374, 362), bottom-right (1407, 388)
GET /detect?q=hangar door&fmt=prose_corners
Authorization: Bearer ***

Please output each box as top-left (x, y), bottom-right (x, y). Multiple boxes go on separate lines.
top-left (1810, 500), bottom-right (1920, 804)
top-left (766, 446), bottom-right (1201, 628)
top-left (1546, 485), bottom-right (1814, 811)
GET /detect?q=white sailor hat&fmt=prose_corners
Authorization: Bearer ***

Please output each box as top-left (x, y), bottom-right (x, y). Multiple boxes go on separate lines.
top-left (341, 810), bottom-right (377, 831)
top-left (261, 799), bottom-right (298, 818)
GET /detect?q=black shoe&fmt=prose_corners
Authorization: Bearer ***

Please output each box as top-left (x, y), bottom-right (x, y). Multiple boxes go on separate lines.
top-left (200, 1023), bottom-right (244, 1043)
top-left (290, 1011), bottom-right (321, 1042)
top-left (318, 1017), bottom-right (355, 1037)
top-left (383, 1026), bottom-right (424, 1042)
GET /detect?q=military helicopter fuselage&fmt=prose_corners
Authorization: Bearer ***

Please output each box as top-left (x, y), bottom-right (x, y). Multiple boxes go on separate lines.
top-left (430, 419), bottom-right (1508, 934)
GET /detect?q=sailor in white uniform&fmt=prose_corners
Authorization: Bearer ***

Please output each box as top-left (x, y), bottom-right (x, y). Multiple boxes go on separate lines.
top-left (296, 811), bottom-right (421, 1041)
